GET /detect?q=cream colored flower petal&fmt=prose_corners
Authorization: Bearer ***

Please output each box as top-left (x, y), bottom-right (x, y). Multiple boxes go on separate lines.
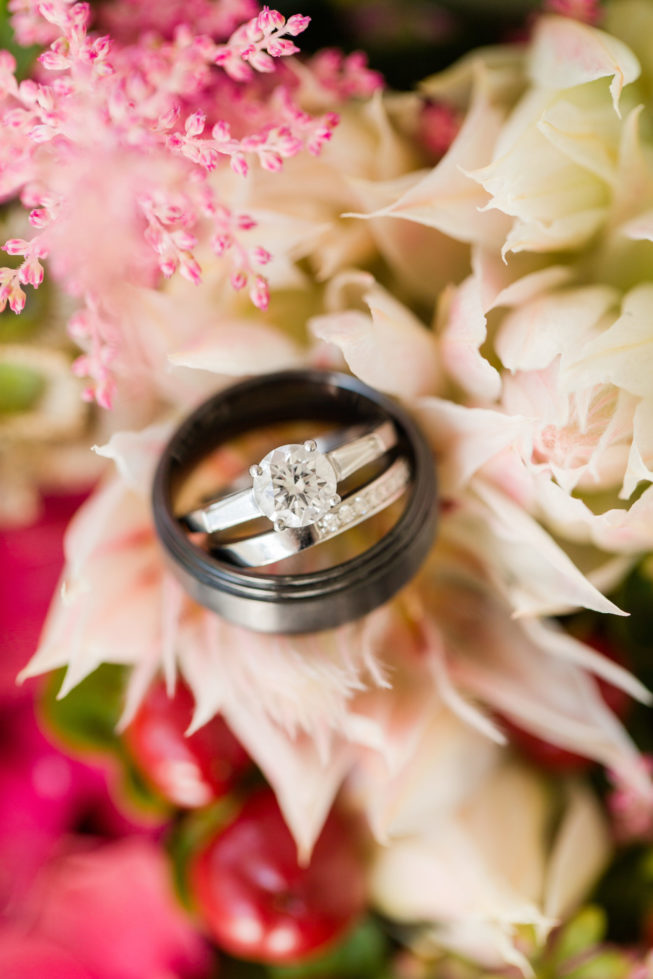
top-left (522, 616), bottom-right (649, 705)
top-left (452, 607), bottom-right (647, 795)
top-left (460, 763), bottom-right (550, 907)
top-left (347, 175), bottom-right (469, 303)
top-left (356, 703), bottom-right (500, 842)
top-left (439, 275), bottom-right (502, 401)
top-left (529, 15), bottom-right (640, 113)
top-left (544, 783), bottom-right (611, 920)
top-left (416, 397), bottom-right (531, 494)
top-left (169, 320), bottom-right (302, 376)
top-left (310, 280), bottom-right (438, 398)
top-left (474, 246), bottom-right (574, 313)
top-left (622, 397), bottom-right (653, 498)
top-left (420, 44), bottom-right (526, 107)
top-left (470, 88), bottom-right (609, 255)
top-left (621, 206), bottom-right (653, 241)
top-left (496, 286), bottom-right (618, 373)
top-left (223, 704), bottom-right (352, 863)
top-left (448, 482), bottom-right (625, 616)
top-left (348, 68), bottom-right (511, 247)
top-left (370, 761), bottom-right (557, 974)
top-left (503, 207), bottom-right (608, 256)
top-left (537, 93), bottom-right (620, 185)
top-left (94, 422), bottom-right (172, 495)
top-left (533, 474), bottom-right (653, 554)
top-left (567, 284), bottom-right (653, 397)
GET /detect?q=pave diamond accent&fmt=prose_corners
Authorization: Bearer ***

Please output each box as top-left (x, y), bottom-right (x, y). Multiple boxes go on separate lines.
top-left (252, 443), bottom-right (338, 529)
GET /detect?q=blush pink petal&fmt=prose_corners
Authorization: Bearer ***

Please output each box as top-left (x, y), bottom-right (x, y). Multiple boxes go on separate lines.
top-left (28, 838), bottom-right (211, 979)
top-left (310, 276), bottom-right (439, 398)
top-left (439, 275), bottom-right (502, 401)
top-left (0, 929), bottom-right (92, 979)
top-left (530, 15), bottom-right (640, 113)
top-left (350, 72), bottom-right (511, 248)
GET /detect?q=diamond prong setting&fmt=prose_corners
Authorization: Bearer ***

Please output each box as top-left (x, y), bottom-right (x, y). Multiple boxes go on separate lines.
top-left (251, 442), bottom-right (339, 530)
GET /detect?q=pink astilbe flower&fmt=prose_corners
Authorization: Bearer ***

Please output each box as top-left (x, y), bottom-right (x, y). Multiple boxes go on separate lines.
top-left (608, 756), bottom-right (653, 842)
top-left (0, 1), bottom-right (338, 406)
top-left (304, 48), bottom-right (384, 100)
top-left (98, 0), bottom-right (259, 44)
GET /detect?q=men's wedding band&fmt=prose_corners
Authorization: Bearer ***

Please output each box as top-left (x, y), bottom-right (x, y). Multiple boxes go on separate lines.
top-left (152, 370), bottom-right (437, 634)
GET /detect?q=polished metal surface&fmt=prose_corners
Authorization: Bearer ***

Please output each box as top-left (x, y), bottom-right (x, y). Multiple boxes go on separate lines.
top-left (214, 457), bottom-right (410, 567)
top-left (182, 419), bottom-right (397, 534)
top-left (152, 370), bottom-right (438, 634)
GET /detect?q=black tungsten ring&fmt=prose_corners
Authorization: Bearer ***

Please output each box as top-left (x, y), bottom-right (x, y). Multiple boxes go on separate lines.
top-left (152, 370), bottom-right (438, 634)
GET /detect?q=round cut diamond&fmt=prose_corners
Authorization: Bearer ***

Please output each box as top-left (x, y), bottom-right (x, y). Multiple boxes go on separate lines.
top-left (252, 443), bottom-right (338, 529)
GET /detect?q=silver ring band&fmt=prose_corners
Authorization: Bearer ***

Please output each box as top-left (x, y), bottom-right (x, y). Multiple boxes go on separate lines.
top-left (182, 419), bottom-right (397, 535)
top-left (213, 457), bottom-right (410, 567)
top-left (152, 370), bottom-right (438, 634)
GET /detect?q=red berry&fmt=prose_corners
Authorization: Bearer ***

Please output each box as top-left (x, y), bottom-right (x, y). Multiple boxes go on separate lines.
top-left (124, 681), bottom-right (251, 808)
top-left (505, 633), bottom-right (631, 772)
top-left (189, 790), bottom-right (367, 964)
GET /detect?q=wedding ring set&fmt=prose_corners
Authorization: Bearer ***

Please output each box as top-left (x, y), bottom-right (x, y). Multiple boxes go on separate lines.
top-left (152, 371), bottom-right (437, 633)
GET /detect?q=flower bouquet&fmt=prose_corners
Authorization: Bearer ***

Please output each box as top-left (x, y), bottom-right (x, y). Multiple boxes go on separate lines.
top-left (2, 0), bottom-right (653, 976)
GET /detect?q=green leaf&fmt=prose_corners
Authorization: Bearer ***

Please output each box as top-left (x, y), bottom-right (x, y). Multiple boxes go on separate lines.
top-left (266, 918), bottom-right (389, 979)
top-left (167, 798), bottom-right (241, 908)
top-left (0, 0), bottom-right (40, 78)
top-left (564, 950), bottom-right (631, 979)
top-left (551, 907), bottom-right (606, 969)
top-left (41, 665), bottom-right (127, 752)
top-left (40, 665), bottom-right (171, 821)
top-left (0, 362), bottom-right (45, 413)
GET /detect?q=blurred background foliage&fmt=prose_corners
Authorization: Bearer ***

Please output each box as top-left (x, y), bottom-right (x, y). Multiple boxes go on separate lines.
top-left (274, 0), bottom-right (542, 88)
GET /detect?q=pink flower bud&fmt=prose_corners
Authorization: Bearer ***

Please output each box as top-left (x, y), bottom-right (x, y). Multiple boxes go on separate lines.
top-left (266, 39), bottom-right (298, 58)
top-left (160, 258), bottom-right (177, 278)
top-left (230, 270), bottom-right (247, 291)
top-left (9, 285), bottom-right (26, 314)
top-left (3, 239), bottom-right (28, 256)
top-left (237, 213), bottom-right (257, 231)
top-left (28, 124), bottom-right (55, 143)
top-left (180, 256), bottom-right (202, 285)
top-left (212, 120), bottom-right (231, 142)
top-left (230, 153), bottom-right (249, 177)
top-left (70, 3), bottom-right (91, 28)
top-left (211, 234), bottom-right (232, 256)
top-left (72, 355), bottom-right (91, 376)
top-left (285, 14), bottom-right (311, 36)
top-left (39, 50), bottom-right (70, 71)
top-left (92, 35), bottom-right (111, 59)
top-left (19, 258), bottom-right (44, 287)
top-left (260, 149), bottom-right (283, 172)
top-left (29, 209), bottom-right (49, 229)
top-left (185, 110), bottom-right (206, 137)
top-left (95, 377), bottom-right (116, 410)
top-left (172, 231), bottom-right (197, 251)
top-left (224, 60), bottom-right (253, 83)
top-left (0, 51), bottom-right (16, 72)
top-left (248, 50), bottom-right (275, 73)
top-left (257, 7), bottom-right (285, 33)
top-left (252, 247), bottom-right (272, 265)
top-left (250, 275), bottom-right (269, 310)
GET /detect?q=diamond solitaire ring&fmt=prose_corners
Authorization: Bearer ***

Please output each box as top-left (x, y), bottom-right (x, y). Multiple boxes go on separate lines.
top-left (182, 420), bottom-right (397, 536)
top-left (152, 370), bottom-right (438, 634)
top-left (214, 456), bottom-right (410, 567)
